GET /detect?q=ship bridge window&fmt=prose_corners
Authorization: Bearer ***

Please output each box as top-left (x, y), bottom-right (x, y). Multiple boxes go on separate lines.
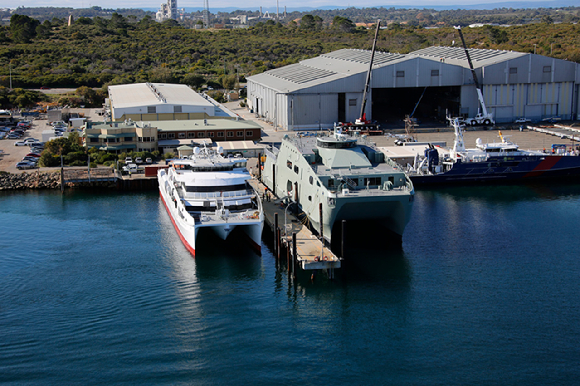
top-left (364, 177), bottom-right (381, 186)
top-left (287, 160), bottom-right (292, 169)
top-left (309, 176), bottom-right (313, 185)
top-left (176, 164), bottom-right (234, 172)
top-left (317, 140), bottom-right (356, 149)
top-left (287, 180), bottom-right (293, 192)
top-left (185, 183), bottom-right (246, 192)
top-left (294, 165), bottom-right (299, 174)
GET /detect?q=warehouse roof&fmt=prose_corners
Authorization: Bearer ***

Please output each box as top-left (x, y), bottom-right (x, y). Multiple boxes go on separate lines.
top-left (108, 83), bottom-right (214, 109)
top-left (410, 46), bottom-right (526, 68)
top-left (249, 49), bottom-right (409, 93)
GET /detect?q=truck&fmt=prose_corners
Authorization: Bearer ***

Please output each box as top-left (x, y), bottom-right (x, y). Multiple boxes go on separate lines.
top-left (452, 26), bottom-right (495, 127)
top-left (122, 163), bottom-right (144, 174)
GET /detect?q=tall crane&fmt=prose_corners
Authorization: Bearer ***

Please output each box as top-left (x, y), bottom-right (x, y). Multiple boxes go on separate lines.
top-left (358, 19), bottom-right (381, 124)
top-left (454, 26), bottom-right (494, 126)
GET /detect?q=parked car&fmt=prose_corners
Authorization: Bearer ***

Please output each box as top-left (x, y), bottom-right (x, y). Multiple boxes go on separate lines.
top-left (7, 133), bottom-right (21, 139)
top-left (22, 156), bottom-right (39, 163)
top-left (0, 132), bottom-right (6, 139)
top-left (14, 141), bottom-right (28, 146)
top-left (23, 138), bottom-right (39, 144)
top-left (514, 118), bottom-right (531, 123)
top-left (26, 153), bottom-right (41, 158)
top-left (125, 157), bottom-right (132, 164)
top-left (16, 161), bottom-right (37, 170)
top-left (135, 157), bottom-right (143, 164)
top-left (145, 157), bottom-right (153, 164)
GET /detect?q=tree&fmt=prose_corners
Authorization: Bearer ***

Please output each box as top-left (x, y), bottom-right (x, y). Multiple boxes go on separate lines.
top-left (332, 16), bottom-right (356, 33)
top-left (183, 73), bottom-right (205, 88)
top-left (220, 74), bottom-right (236, 90)
top-left (10, 14), bottom-right (40, 43)
top-left (300, 15), bottom-right (316, 30)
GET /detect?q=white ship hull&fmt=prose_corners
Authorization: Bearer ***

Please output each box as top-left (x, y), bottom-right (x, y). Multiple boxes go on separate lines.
top-left (158, 169), bottom-right (263, 256)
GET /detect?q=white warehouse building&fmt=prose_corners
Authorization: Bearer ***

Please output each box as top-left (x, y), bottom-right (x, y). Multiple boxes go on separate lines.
top-left (247, 48), bottom-right (580, 130)
top-left (107, 83), bottom-right (216, 122)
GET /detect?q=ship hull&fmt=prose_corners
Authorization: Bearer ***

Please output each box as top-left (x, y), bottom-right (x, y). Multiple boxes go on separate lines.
top-left (158, 170), bottom-right (263, 256)
top-left (411, 155), bottom-right (580, 186)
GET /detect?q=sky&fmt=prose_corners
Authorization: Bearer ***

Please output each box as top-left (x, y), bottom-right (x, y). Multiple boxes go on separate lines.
top-left (0, 0), bottom-right (551, 10)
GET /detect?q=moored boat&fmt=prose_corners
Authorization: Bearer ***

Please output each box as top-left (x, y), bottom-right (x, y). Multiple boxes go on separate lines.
top-left (261, 127), bottom-right (414, 247)
top-left (158, 145), bottom-right (264, 255)
top-left (407, 119), bottom-right (580, 186)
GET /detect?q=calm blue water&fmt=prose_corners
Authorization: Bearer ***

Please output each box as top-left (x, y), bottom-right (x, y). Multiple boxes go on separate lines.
top-left (1, 184), bottom-right (580, 385)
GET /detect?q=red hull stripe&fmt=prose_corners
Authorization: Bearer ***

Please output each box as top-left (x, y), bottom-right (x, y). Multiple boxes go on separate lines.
top-left (159, 191), bottom-right (196, 257)
top-left (524, 156), bottom-right (562, 178)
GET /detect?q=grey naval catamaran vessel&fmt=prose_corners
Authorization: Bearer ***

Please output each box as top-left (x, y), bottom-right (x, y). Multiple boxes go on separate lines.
top-left (261, 128), bottom-right (415, 246)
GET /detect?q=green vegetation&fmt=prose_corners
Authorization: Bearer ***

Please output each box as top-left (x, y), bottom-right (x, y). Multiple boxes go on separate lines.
top-left (0, 10), bottom-right (579, 94)
top-left (0, 87), bottom-right (48, 108)
top-left (40, 132), bottom-right (161, 168)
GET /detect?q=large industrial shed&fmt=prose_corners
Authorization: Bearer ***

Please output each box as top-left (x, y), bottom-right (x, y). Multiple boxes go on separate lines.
top-left (107, 83), bottom-right (217, 121)
top-left (247, 47), bottom-right (580, 130)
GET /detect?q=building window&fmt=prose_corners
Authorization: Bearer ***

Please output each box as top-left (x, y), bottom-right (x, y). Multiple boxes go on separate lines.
top-left (208, 132), bottom-right (214, 137)
top-left (431, 69), bottom-right (439, 76)
top-left (246, 131), bottom-right (253, 137)
top-left (396, 71), bottom-right (405, 78)
top-left (174, 105), bottom-right (182, 113)
top-left (90, 138), bottom-right (98, 143)
top-left (509, 67), bottom-right (518, 74)
top-left (188, 132), bottom-right (195, 138)
top-left (197, 132), bottom-right (204, 137)
top-left (168, 133), bottom-right (175, 139)
top-left (124, 137), bottom-right (133, 142)
top-left (227, 131), bottom-right (234, 137)
top-left (348, 99), bottom-right (357, 107)
top-left (217, 132), bottom-right (224, 137)
top-left (237, 131), bottom-right (243, 137)
top-left (147, 106), bottom-right (156, 114)
top-left (159, 133), bottom-right (167, 139)
top-left (178, 133), bottom-right (185, 139)
top-left (543, 66), bottom-right (551, 73)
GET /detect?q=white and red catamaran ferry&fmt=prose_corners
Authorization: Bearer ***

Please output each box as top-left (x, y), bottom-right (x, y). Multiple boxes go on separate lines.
top-left (158, 145), bottom-right (263, 255)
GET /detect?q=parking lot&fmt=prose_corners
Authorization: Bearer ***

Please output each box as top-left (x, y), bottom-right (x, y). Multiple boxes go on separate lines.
top-left (0, 120), bottom-right (45, 174)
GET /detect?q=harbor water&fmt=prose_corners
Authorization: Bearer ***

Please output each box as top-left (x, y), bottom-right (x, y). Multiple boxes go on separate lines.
top-left (1, 184), bottom-right (580, 385)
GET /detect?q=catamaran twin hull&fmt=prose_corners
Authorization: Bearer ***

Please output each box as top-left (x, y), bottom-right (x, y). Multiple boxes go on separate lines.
top-left (158, 169), bottom-right (263, 256)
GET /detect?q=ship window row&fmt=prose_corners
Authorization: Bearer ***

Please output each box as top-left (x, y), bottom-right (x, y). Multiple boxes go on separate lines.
top-left (174, 164), bottom-right (234, 172)
top-left (317, 140), bottom-right (356, 149)
top-left (184, 189), bottom-right (254, 200)
top-left (185, 203), bottom-right (254, 212)
top-left (184, 183), bottom-right (247, 192)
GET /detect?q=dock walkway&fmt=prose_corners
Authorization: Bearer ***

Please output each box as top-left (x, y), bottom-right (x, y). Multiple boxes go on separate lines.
top-left (247, 178), bottom-right (340, 273)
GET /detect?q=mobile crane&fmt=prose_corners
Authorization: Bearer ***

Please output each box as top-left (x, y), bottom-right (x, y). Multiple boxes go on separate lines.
top-left (453, 26), bottom-right (495, 127)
